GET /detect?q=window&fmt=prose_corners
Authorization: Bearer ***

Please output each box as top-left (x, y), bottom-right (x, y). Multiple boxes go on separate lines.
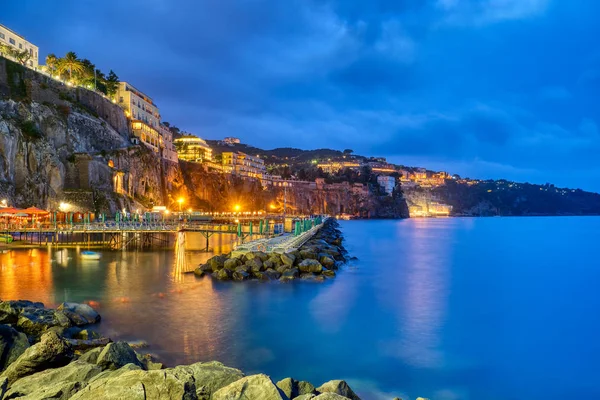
top-left (0, 33), bottom-right (4, 39)
top-left (19, 43), bottom-right (22, 49)
top-left (9, 38), bottom-right (15, 45)
top-left (29, 49), bottom-right (32, 56)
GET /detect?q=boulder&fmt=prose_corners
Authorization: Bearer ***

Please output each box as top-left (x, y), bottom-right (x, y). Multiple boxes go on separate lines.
top-left (318, 255), bottom-right (336, 269)
top-left (0, 331), bottom-right (74, 386)
top-left (316, 380), bottom-right (360, 400)
top-left (298, 259), bottom-right (323, 274)
top-left (199, 263), bottom-right (214, 273)
top-left (224, 258), bottom-right (241, 270)
top-left (208, 255), bottom-right (227, 270)
top-left (236, 264), bottom-right (251, 273)
top-left (215, 268), bottom-right (233, 281)
top-left (0, 324), bottom-right (30, 371)
top-left (3, 360), bottom-right (102, 399)
top-left (0, 300), bottom-right (44, 324)
top-left (78, 347), bottom-right (103, 364)
top-left (276, 265), bottom-right (291, 274)
top-left (213, 373), bottom-right (288, 400)
top-left (313, 393), bottom-right (351, 399)
top-left (233, 269), bottom-right (250, 281)
top-left (17, 307), bottom-right (69, 338)
top-left (175, 361), bottom-right (244, 400)
top-left (280, 268), bottom-right (300, 282)
top-left (96, 341), bottom-right (144, 371)
top-left (75, 329), bottom-right (102, 341)
top-left (246, 251), bottom-right (269, 262)
top-left (136, 353), bottom-right (164, 371)
top-left (69, 368), bottom-right (197, 400)
top-left (247, 258), bottom-right (264, 273)
top-left (276, 377), bottom-right (316, 399)
top-left (57, 302), bottom-right (101, 326)
top-left (0, 377), bottom-right (6, 399)
top-left (194, 266), bottom-right (207, 277)
top-left (299, 250), bottom-right (318, 260)
top-left (263, 259), bottom-right (275, 270)
top-left (322, 269), bottom-right (336, 278)
top-left (295, 395), bottom-right (317, 400)
top-left (280, 253), bottom-right (295, 267)
top-left (264, 269), bottom-right (282, 280)
top-left (268, 255), bottom-right (283, 268)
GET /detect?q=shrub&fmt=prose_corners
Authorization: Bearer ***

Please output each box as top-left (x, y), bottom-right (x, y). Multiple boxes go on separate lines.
top-left (19, 120), bottom-right (41, 139)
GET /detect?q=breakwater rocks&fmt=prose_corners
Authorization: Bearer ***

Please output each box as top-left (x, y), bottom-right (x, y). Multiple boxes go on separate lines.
top-left (194, 219), bottom-right (349, 282)
top-left (1, 299), bottom-right (382, 400)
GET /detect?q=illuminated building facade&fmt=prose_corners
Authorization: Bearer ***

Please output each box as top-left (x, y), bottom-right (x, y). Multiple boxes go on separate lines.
top-left (0, 24), bottom-right (39, 68)
top-left (116, 82), bottom-right (160, 128)
top-left (131, 121), bottom-right (160, 152)
top-left (159, 124), bottom-right (178, 163)
top-left (316, 161), bottom-right (361, 174)
top-left (377, 175), bottom-right (396, 195)
top-left (174, 135), bottom-right (213, 162)
top-left (222, 152), bottom-right (266, 179)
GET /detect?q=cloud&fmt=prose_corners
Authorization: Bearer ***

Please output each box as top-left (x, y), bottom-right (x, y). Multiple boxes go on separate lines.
top-left (435, 0), bottom-right (550, 26)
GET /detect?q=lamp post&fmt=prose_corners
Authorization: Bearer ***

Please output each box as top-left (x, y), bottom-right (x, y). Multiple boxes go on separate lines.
top-left (178, 197), bottom-right (184, 213)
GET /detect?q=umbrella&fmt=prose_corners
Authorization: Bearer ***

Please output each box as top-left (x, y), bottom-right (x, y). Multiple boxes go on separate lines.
top-left (15, 213), bottom-right (29, 217)
top-left (0, 207), bottom-right (21, 214)
top-left (23, 207), bottom-right (49, 215)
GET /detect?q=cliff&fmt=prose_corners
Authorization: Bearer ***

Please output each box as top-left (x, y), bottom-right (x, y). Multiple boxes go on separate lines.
top-left (0, 57), bottom-right (178, 213)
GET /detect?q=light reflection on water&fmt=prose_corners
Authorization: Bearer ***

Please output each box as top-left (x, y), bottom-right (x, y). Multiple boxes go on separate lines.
top-left (1, 219), bottom-right (600, 400)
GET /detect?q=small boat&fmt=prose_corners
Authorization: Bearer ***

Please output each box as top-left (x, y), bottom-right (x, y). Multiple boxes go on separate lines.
top-left (81, 251), bottom-right (101, 260)
top-left (0, 234), bottom-right (13, 244)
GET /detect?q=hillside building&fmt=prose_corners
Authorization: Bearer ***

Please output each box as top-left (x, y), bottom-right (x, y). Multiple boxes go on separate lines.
top-left (377, 176), bottom-right (396, 195)
top-left (174, 135), bottom-right (213, 162)
top-left (222, 152), bottom-right (266, 179)
top-left (0, 23), bottom-right (39, 68)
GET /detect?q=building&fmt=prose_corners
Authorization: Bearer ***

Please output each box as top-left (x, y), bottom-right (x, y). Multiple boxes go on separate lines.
top-left (116, 82), bottom-right (160, 129)
top-left (0, 24), bottom-right (39, 68)
top-left (222, 152), bottom-right (266, 179)
top-left (316, 161), bottom-right (361, 174)
top-left (223, 137), bottom-right (240, 145)
top-left (158, 124), bottom-right (178, 163)
top-left (174, 135), bottom-right (213, 162)
top-left (131, 121), bottom-right (161, 152)
top-left (367, 161), bottom-right (397, 174)
top-left (377, 176), bottom-right (396, 195)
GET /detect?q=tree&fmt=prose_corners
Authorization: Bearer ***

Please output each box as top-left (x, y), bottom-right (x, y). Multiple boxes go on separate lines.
top-left (343, 149), bottom-right (354, 155)
top-left (3, 46), bottom-right (31, 66)
top-left (57, 52), bottom-right (84, 81)
top-left (105, 70), bottom-right (120, 98)
top-left (45, 53), bottom-right (58, 76)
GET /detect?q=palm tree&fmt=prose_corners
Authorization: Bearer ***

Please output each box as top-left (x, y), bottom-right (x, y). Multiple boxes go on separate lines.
top-left (57, 52), bottom-right (84, 82)
top-left (45, 53), bottom-right (58, 76)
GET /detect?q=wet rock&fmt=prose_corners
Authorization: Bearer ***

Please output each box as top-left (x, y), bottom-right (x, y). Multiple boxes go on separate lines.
top-left (213, 373), bottom-right (288, 400)
top-left (316, 380), bottom-right (360, 400)
top-left (199, 263), bottom-right (214, 274)
top-left (280, 268), bottom-right (300, 282)
top-left (0, 377), bottom-right (6, 399)
top-left (276, 265), bottom-right (291, 274)
top-left (264, 269), bottom-right (282, 280)
top-left (224, 258), bottom-right (241, 270)
top-left (247, 258), bottom-right (264, 272)
top-left (246, 251), bottom-right (269, 262)
top-left (0, 300), bottom-right (44, 324)
top-left (175, 361), bottom-right (244, 400)
top-left (16, 307), bottom-right (68, 338)
top-left (268, 255), bottom-right (283, 268)
top-left (322, 269), bottom-right (336, 278)
top-left (70, 368), bottom-right (197, 400)
top-left (0, 331), bottom-right (74, 385)
top-left (318, 254), bottom-right (336, 269)
top-left (57, 302), bottom-right (101, 326)
top-left (281, 253), bottom-right (295, 267)
top-left (298, 259), bottom-right (323, 274)
top-left (208, 255), bottom-right (227, 271)
top-left (233, 268), bottom-right (250, 281)
top-left (299, 249), bottom-right (318, 260)
top-left (215, 268), bottom-right (233, 281)
top-left (96, 341), bottom-right (144, 371)
top-left (136, 353), bottom-right (164, 371)
top-left (276, 377), bottom-right (316, 398)
top-left (263, 259), bottom-right (275, 270)
top-left (3, 360), bottom-right (102, 399)
top-left (295, 395), bottom-right (316, 400)
top-left (78, 347), bottom-right (103, 364)
top-left (0, 324), bottom-right (30, 371)
top-left (75, 329), bottom-right (102, 341)
top-left (65, 337), bottom-right (111, 351)
top-left (194, 266), bottom-right (207, 277)
top-left (313, 393), bottom-right (351, 399)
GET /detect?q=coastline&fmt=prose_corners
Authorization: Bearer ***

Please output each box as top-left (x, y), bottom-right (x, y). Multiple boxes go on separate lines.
top-left (0, 300), bottom-right (396, 400)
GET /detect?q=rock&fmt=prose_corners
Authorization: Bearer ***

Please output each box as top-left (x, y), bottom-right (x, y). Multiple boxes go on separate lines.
top-left (268, 255), bottom-right (283, 268)
top-left (246, 251), bottom-right (269, 262)
top-left (76, 329), bottom-right (102, 341)
top-left (137, 353), bottom-right (164, 371)
top-left (280, 268), bottom-right (300, 282)
top-left (0, 300), bottom-right (45, 324)
top-left (16, 307), bottom-right (68, 338)
top-left (215, 268), bottom-right (233, 281)
top-left (316, 380), bottom-right (360, 400)
top-left (57, 302), bottom-right (101, 326)
top-left (224, 258), bottom-right (241, 270)
top-left (281, 253), bottom-right (295, 267)
top-left (194, 267), bottom-right (207, 277)
top-left (276, 377), bottom-right (316, 399)
top-left (247, 258), bottom-right (264, 272)
top-left (78, 347), bottom-right (103, 364)
top-left (65, 337), bottom-right (112, 351)
top-left (70, 368), bottom-right (197, 400)
top-left (322, 269), bottom-right (336, 278)
top-left (3, 360), bottom-right (102, 399)
top-left (96, 341), bottom-right (144, 371)
top-left (199, 263), bottom-right (214, 273)
top-left (264, 269), bottom-right (282, 280)
top-left (318, 254), bottom-right (336, 268)
top-left (213, 373), bottom-right (288, 400)
top-left (276, 265), bottom-right (291, 274)
top-left (298, 259), bottom-right (323, 274)
top-left (263, 259), bottom-right (275, 270)
top-left (0, 324), bottom-right (30, 371)
top-left (175, 361), bottom-right (244, 400)
top-left (313, 393), bottom-right (351, 399)
top-left (0, 377), bottom-right (6, 399)
top-left (295, 395), bottom-right (316, 400)
top-left (236, 264), bottom-right (251, 273)
top-left (233, 269), bottom-right (250, 281)
top-left (208, 255), bottom-right (226, 270)
top-left (0, 331), bottom-right (74, 386)
top-left (87, 363), bottom-right (143, 384)
top-left (299, 250), bottom-right (318, 260)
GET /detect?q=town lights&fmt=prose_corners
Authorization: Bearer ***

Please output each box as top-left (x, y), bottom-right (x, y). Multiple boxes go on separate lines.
top-left (0, 199), bottom-right (7, 208)
top-left (177, 197), bottom-right (185, 212)
top-left (59, 202), bottom-right (70, 212)
top-left (234, 204), bottom-right (241, 212)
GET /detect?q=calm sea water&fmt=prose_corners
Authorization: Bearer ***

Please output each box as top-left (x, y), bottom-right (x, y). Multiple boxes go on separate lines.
top-left (1, 218), bottom-right (599, 400)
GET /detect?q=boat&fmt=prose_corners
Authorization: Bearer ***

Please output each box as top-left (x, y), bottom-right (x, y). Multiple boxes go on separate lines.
top-left (81, 251), bottom-right (101, 260)
top-left (0, 234), bottom-right (13, 244)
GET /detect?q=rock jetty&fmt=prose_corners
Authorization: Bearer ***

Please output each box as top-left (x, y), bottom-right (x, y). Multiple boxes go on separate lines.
top-left (194, 219), bottom-right (349, 282)
top-left (0, 299), bottom-right (400, 400)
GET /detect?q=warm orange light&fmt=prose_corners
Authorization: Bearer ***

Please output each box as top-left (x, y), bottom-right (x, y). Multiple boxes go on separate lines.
top-left (178, 197), bottom-right (184, 204)
top-left (234, 204), bottom-right (241, 211)
top-left (269, 204), bottom-right (276, 210)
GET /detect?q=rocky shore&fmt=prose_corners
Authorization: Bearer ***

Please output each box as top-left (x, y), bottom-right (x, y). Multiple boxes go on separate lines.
top-left (194, 219), bottom-right (351, 282)
top-left (0, 299), bottom-right (388, 400)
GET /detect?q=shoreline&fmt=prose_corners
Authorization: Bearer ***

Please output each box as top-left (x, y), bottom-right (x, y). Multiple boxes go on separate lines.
top-left (0, 299), bottom-right (401, 400)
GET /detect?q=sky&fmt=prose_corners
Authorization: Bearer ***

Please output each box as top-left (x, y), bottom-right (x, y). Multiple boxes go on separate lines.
top-left (3, 0), bottom-right (600, 191)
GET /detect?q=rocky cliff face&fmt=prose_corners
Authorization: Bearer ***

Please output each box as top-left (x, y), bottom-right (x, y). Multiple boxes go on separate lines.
top-left (0, 57), bottom-right (177, 213)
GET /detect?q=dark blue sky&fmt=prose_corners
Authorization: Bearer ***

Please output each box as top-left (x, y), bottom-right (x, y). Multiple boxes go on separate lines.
top-left (3, 0), bottom-right (600, 191)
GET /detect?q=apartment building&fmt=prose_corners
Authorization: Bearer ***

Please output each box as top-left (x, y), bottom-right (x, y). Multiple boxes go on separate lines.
top-left (0, 23), bottom-right (39, 68)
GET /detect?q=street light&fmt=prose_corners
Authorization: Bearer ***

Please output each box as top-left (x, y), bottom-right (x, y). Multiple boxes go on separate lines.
top-left (177, 197), bottom-right (184, 212)
top-left (234, 204), bottom-right (241, 212)
top-left (59, 202), bottom-right (70, 212)
top-left (0, 199), bottom-right (7, 208)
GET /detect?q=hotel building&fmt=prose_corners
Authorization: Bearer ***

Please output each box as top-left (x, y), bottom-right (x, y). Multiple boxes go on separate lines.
top-left (222, 152), bottom-right (266, 179)
top-left (159, 124), bottom-right (178, 163)
top-left (0, 24), bottom-right (39, 68)
top-left (174, 135), bottom-right (213, 162)
top-left (377, 175), bottom-right (396, 195)
top-left (117, 82), bottom-right (162, 152)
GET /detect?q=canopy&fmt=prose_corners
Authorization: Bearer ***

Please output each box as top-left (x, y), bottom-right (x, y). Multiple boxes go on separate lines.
top-left (23, 207), bottom-right (49, 215)
top-left (0, 207), bottom-right (21, 214)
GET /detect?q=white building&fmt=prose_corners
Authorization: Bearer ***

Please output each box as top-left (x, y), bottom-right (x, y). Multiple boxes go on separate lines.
top-left (0, 24), bottom-right (39, 68)
top-left (116, 82), bottom-right (160, 129)
top-left (159, 124), bottom-right (178, 163)
top-left (377, 175), bottom-right (396, 195)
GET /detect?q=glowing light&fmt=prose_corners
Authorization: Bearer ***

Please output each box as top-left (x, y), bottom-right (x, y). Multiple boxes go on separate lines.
top-left (0, 199), bottom-right (7, 207)
top-left (188, 208), bottom-right (192, 213)
top-left (234, 204), bottom-right (241, 212)
top-left (59, 202), bottom-right (70, 212)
